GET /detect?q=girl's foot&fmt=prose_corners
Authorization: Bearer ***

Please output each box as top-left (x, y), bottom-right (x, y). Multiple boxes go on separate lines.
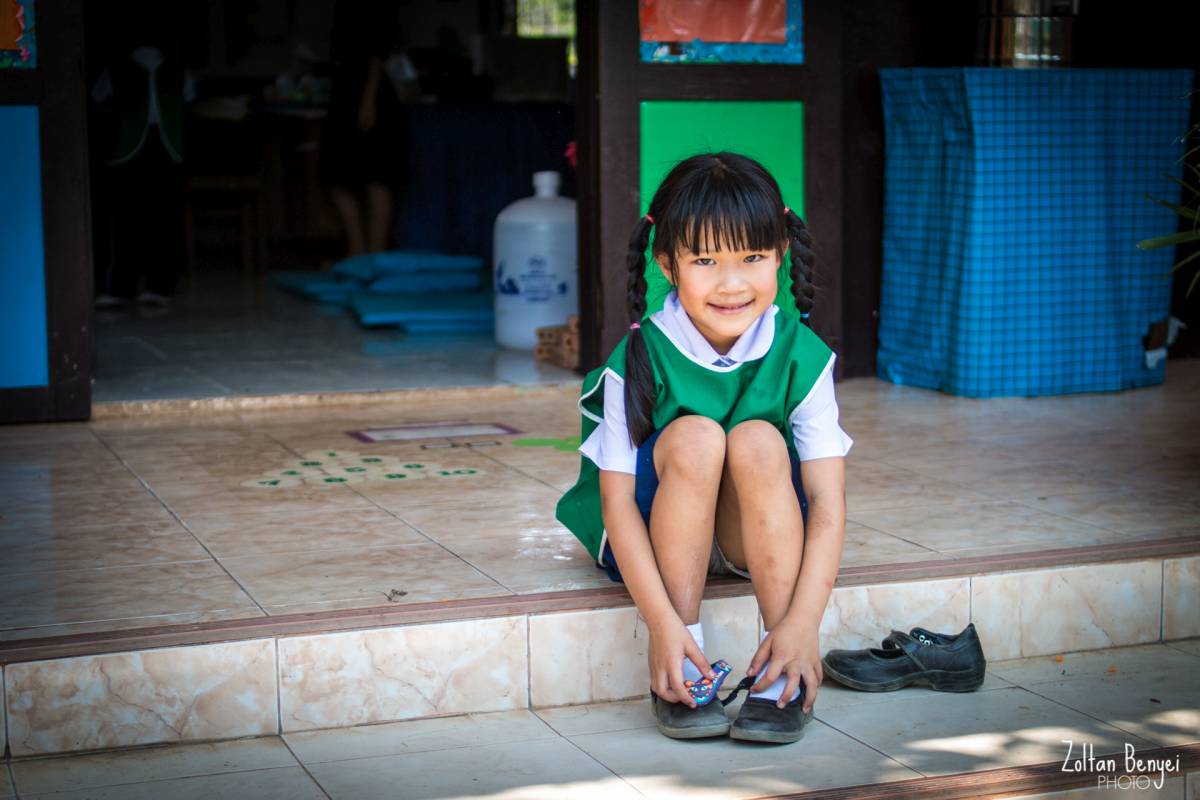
top-left (726, 678), bottom-right (813, 744)
top-left (651, 691), bottom-right (731, 739)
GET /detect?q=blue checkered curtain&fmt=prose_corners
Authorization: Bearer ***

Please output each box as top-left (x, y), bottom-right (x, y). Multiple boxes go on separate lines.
top-left (877, 68), bottom-right (1194, 397)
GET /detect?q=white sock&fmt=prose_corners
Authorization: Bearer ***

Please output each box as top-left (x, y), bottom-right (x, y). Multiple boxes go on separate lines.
top-left (682, 622), bottom-right (706, 682)
top-left (748, 630), bottom-right (801, 703)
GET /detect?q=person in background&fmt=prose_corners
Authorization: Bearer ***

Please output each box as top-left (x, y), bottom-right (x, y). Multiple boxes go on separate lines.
top-left (320, 0), bottom-right (409, 260)
top-left (89, 1), bottom-right (192, 310)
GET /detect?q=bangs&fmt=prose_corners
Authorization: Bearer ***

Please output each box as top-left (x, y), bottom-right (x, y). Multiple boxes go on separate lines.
top-left (653, 158), bottom-right (786, 261)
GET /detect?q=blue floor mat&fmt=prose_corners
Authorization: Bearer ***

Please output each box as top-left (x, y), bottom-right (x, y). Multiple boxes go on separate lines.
top-left (333, 250), bottom-right (484, 280)
top-left (270, 270), bottom-right (355, 301)
top-left (349, 291), bottom-right (495, 329)
top-left (369, 271), bottom-right (482, 293)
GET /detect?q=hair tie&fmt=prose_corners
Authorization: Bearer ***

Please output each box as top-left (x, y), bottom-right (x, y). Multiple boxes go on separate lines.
top-left (783, 206), bottom-right (791, 216)
top-left (629, 322), bottom-right (641, 330)
top-left (644, 214), bottom-right (654, 224)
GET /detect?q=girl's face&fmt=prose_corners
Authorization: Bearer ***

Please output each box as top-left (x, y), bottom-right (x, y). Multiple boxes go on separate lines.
top-left (656, 239), bottom-right (783, 355)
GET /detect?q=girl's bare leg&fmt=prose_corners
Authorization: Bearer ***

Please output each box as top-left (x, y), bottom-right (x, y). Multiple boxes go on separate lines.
top-left (650, 415), bottom-right (726, 625)
top-left (715, 420), bottom-right (805, 629)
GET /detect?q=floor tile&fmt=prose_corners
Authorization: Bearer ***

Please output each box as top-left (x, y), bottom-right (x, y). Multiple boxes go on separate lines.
top-left (816, 671), bottom-right (1014, 710)
top-left (438, 532), bottom-right (602, 593)
top-left (849, 500), bottom-right (1125, 555)
top-left (1020, 668), bottom-right (1200, 746)
top-left (838, 522), bottom-right (944, 567)
top-left (816, 685), bottom-right (1153, 777)
top-left (0, 767), bottom-right (12, 800)
top-left (11, 737), bottom-right (297, 794)
top-left (1018, 488), bottom-right (1200, 536)
top-left (0, 523), bottom-right (208, 575)
top-left (285, 709), bottom-right (556, 764)
top-left (21, 767), bottom-right (327, 800)
top-left (988, 644), bottom-right (1200, 687)
top-left (222, 542), bottom-right (507, 610)
top-left (569, 718), bottom-right (921, 800)
top-left (192, 509), bottom-right (429, 557)
top-left (306, 737), bottom-right (643, 800)
top-left (0, 561), bottom-right (261, 634)
top-left (534, 699), bottom-right (656, 737)
top-left (846, 460), bottom-right (998, 513)
top-left (1166, 639), bottom-right (1200, 658)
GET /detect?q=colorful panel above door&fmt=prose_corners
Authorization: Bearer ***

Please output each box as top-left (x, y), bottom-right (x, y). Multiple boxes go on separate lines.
top-left (639, 100), bottom-right (805, 318)
top-left (0, 105), bottom-right (47, 388)
top-left (640, 0), bottom-right (803, 63)
top-left (0, 0), bottom-right (35, 69)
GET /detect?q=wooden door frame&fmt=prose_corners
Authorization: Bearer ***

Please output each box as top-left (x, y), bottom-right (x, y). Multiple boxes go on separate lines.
top-left (575, 0), bottom-right (844, 374)
top-left (0, 2), bottom-right (92, 423)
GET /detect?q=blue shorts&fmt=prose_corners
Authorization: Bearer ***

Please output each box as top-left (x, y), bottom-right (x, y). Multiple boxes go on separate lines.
top-left (599, 425), bottom-right (809, 583)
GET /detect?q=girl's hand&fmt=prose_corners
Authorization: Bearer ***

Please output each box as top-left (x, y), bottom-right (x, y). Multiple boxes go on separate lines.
top-left (647, 618), bottom-right (713, 708)
top-left (747, 620), bottom-right (823, 712)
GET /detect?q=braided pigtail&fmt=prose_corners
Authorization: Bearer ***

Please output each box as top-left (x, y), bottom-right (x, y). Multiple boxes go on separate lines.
top-left (784, 207), bottom-right (816, 325)
top-left (623, 216), bottom-right (657, 448)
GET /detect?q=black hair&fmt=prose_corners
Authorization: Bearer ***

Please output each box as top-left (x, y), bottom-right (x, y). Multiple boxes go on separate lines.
top-left (623, 151), bottom-right (817, 447)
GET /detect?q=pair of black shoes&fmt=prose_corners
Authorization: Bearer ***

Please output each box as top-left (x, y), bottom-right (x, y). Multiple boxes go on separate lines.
top-left (652, 676), bottom-right (812, 744)
top-left (821, 623), bottom-right (987, 693)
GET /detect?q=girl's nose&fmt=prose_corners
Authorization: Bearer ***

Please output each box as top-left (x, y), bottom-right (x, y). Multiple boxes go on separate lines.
top-left (717, 267), bottom-right (748, 291)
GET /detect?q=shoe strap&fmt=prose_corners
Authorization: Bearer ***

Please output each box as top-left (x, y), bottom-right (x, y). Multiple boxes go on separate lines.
top-left (882, 629), bottom-right (930, 670)
top-left (720, 675), bottom-right (756, 707)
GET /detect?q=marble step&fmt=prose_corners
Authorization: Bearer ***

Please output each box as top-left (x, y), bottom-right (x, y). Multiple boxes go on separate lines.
top-left (1, 544), bottom-right (1197, 759)
top-left (3, 641), bottom-right (1199, 799)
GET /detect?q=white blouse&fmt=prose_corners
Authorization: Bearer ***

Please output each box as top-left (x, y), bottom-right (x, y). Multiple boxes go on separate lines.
top-left (580, 293), bottom-right (854, 475)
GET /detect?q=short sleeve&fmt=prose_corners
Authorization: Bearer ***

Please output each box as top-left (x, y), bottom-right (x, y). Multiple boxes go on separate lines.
top-left (578, 371), bottom-right (638, 475)
top-left (790, 356), bottom-right (854, 461)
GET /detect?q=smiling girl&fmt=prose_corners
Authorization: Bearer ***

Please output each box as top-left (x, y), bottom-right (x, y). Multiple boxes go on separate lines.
top-left (556, 152), bottom-right (853, 743)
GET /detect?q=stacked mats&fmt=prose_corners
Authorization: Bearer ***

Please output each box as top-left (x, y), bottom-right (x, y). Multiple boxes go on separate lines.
top-left (270, 250), bottom-right (494, 333)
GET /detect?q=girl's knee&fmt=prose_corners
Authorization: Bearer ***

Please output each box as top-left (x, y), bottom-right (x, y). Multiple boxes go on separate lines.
top-left (658, 415), bottom-right (725, 478)
top-left (726, 420), bottom-right (789, 475)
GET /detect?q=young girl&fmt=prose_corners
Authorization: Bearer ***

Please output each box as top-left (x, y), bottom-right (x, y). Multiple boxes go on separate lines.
top-left (556, 152), bottom-right (852, 744)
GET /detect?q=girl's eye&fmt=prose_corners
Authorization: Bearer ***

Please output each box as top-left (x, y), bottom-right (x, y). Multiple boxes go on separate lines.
top-left (694, 257), bottom-right (716, 266)
top-left (744, 254), bottom-right (766, 263)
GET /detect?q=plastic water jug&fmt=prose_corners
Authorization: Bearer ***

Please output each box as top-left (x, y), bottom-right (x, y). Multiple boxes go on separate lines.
top-left (493, 171), bottom-right (578, 349)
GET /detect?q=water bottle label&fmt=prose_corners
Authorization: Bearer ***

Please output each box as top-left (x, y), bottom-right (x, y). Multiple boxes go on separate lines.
top-left (496, 256), bottom-right (569, 303)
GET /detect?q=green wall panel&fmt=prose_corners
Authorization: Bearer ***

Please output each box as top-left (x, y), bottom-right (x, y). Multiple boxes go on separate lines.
top-left (638, 100), bottom-right (805, 317)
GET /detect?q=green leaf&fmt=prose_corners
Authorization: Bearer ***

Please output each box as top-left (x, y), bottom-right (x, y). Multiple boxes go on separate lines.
top-left (1188, 265), bottom-right (1200, 297)
top-left (1167, 246), bottom-right (1200, 274)
top-left (1138, 230), bottom-right (1200, 250)
top-left (1143, 194), bottom-right (1200, 221)
top-left (1166, 175), bottom-right (1200, 197)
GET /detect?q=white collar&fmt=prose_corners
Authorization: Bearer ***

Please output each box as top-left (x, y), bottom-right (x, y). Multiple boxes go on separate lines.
top-left (649, 291), bottom-right (777, 370)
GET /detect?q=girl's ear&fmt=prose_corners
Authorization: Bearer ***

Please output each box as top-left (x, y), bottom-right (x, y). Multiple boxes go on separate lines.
top-left (655, 253), bottom-right (674, 286)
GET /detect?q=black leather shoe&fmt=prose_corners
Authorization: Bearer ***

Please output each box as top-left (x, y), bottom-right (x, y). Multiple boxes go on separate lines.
top-left (651, 691), bottom-right (731, 739)
top-left (728, 686), bottom-right (813, 744)
top-left (822, 623), bottom-right (987, 693)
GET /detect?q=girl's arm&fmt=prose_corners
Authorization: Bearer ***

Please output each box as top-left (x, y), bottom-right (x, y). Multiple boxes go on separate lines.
top-left (599, 470), bottom-right (711, 707)
top-left (747, 455), bottom-right (846, 711)
top-left (786, 456), bottom-right (847, 629)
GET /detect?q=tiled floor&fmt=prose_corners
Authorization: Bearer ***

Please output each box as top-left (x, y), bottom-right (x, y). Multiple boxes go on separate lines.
top-left (93, 274), bottom-right (577, 402)
top-left (0, 360), bottom-right (1197, 641)
top-left (5, 641), bottom-right (1197, 799)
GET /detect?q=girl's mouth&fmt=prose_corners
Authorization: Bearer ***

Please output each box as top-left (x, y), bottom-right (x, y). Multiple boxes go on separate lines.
top-left (710, 301), bottom-right (752, 315)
